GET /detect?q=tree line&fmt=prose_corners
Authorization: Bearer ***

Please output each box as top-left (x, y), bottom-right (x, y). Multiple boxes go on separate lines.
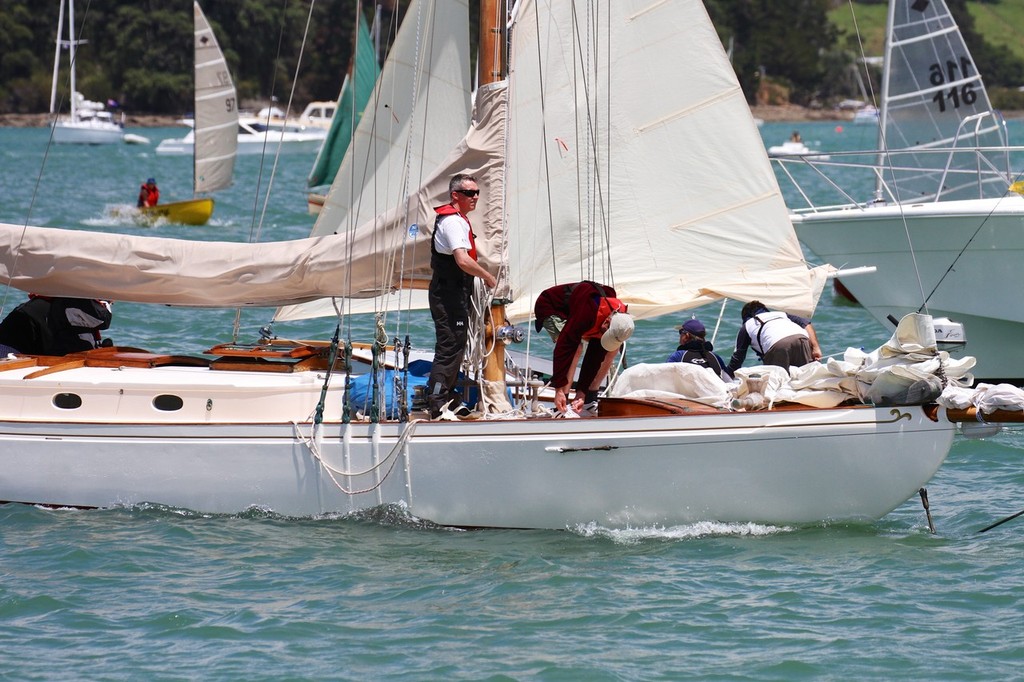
top-left (2, 0), bottom-right (1022, 116)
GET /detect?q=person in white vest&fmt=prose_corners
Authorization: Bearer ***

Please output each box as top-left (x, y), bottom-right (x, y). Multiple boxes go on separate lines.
top-left (727, 300), bottom-right (821, 373)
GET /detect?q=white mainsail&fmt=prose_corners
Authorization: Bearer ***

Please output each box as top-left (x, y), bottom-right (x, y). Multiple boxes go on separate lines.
top-left (503, 0), bottom-right (829, 321)
top-left (879, 0), bottom-right (1009, 201)
top-left (193, 1), bottom-right (238, 194)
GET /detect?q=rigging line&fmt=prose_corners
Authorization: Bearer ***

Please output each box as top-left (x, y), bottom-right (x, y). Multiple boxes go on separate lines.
top-left (339, 0), bottom-right (381, 331)
top-left (235, 0), bottom-right (304, 343)
top-left (849, 0), bottom-right (929, 315)
top-left (569, 1), bottom-right (587, 282)
top-left (255, 0), bottom-right (318, 245)
top-left (569, 1), bottom-right (612, 285)
top-left (529, 0), bottom-right (559, 285)
top-left (2, 0), bottom-right (94, 319)
top-left (385, 0), bottom-right (435, 327)
top-left (918, 170), bottom-right (1024, 312)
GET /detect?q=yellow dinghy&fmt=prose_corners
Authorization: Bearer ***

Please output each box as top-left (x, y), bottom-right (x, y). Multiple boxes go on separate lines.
top-left (140, 197), bottom-right (214, 226)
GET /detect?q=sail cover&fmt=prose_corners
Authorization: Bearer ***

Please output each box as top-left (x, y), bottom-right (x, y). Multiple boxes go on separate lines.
top-left (881, 0), bottom-right (1009, 201)
top-left (193, 0), bottom-right (237, 194)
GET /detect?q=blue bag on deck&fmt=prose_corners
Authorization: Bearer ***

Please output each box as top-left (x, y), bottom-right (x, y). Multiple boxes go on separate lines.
top-left (348, 369), bottom-right (429, 418)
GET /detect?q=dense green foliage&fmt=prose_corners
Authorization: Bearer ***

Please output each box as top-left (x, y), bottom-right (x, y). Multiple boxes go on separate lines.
top-left (2, 0), bottom-right (1022, 114)
top-left (0, 0), bottom-right (405, 114)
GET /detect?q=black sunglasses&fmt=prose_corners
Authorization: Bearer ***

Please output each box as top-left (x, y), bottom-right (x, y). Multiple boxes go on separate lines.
top-left (454, 189), bottom-right (480, 198)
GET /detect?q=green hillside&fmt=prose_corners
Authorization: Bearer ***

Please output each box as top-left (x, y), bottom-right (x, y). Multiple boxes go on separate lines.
top-left (969, 1), bottom-right (1024, 65)
top-left (829, 1), bottom-right (1024, 65)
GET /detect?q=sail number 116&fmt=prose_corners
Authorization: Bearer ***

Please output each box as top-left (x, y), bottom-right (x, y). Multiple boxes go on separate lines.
top-left (928, 56), bottom-right (977, 113)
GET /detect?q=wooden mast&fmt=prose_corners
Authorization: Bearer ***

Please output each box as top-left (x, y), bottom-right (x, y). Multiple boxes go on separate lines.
top-left (479, 0), bottom-right (509, 394)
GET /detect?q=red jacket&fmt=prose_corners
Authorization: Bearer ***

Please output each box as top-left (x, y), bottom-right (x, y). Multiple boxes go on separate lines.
top-left (534, 281), bottom-right (621, 390)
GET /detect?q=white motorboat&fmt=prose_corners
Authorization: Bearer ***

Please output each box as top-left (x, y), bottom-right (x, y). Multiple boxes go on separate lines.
top-left (767, 139), bottom-right (830, 160)
top-left (0, 0), bottom-right (988, 529)
top-left (157, 98), bottom-right (325, 157)
top-left (776, 0), bottom-right (1024, 384)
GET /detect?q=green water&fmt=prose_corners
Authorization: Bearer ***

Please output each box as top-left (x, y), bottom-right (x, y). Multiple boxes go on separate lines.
top-left (1, 123), bottom-right (1023, 680)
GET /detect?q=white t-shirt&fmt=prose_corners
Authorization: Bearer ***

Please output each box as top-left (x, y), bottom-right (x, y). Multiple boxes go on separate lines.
top-left (433, 214), bottom-right (473, 255)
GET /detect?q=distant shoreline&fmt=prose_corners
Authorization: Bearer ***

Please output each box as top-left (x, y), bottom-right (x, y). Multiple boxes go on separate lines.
top-left (3, 104), bottom-right (1021, 128)
top-left (0, 113), bottom-right (184, 128)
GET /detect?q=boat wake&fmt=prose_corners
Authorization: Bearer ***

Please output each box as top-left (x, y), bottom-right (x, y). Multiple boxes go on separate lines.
top-left (91, 204), bottom-right (170, 228)
top-left (571, 520), bottom-right (793, 543)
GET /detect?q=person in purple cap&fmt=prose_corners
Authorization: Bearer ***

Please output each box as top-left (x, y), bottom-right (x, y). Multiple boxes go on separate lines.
top-left (667, 317), bottom-right (732, 380)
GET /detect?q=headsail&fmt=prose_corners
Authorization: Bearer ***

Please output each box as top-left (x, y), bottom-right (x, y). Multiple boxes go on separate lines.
top-left (193, 1), bottom-right (237, 194)
top-left (879, 0), bottom-right (1010, 201)
top-left (274, 0), bottom-right (473, 321)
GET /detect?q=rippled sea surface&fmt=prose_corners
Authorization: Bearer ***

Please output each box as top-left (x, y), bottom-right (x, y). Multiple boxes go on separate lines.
top-left (1, 122), bottom-right (1023, 680)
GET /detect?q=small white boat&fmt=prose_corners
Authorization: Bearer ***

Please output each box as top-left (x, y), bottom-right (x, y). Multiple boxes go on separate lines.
top-left (767, 139), bottom-right (830, 160)
top-left (852, 104), bottom-right (879, 125)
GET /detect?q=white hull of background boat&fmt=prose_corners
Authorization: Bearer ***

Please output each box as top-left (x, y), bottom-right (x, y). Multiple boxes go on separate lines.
top-left (52, 119), bottom-right (123, 145)
top-left (0, 362), bottom-right (954, 528)
top-left (793, 196), bottom-right (1024, 383)
top-left (155, 131), bottom-right (323, 156)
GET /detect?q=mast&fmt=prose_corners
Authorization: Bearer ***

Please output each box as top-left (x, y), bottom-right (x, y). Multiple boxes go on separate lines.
top-left (479, 0), bottom-right (509, 393)
top-left (68, 0), bottom-right (77, 122)
top-left (50, 0), bottom-right (66, 116)
top-left (875, 0), bottom-right (896, 198)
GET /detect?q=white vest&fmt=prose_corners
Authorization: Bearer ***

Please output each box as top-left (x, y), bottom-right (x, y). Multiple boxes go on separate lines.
top-left (744, 311), bottom-right (807, 355)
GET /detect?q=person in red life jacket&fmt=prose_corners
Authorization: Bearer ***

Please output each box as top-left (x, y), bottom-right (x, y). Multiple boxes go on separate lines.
top-left (137, 177), bottom-right (159, 207)
top-left (727, 300), bottom-right (822, 372)
top-left (0, 295), bottom-right (113, 356)
top-left (425, 174), bottom-right (497, 419)
top-left (534, 281), bottom-right (635, 413)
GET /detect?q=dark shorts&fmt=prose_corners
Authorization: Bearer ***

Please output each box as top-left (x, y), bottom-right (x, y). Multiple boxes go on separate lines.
top-left (763, 335), bottom-right (813, 369)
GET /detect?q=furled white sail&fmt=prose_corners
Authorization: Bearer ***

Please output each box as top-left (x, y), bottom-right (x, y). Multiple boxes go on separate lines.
top-left (193, 1), bottom-right (237, 194)
top-left (503, 0), bottom-right (829, 320)
top-left (880, 0), bottom-right (1009, 201)
top-left (0, 222), bottom-right (362, 308)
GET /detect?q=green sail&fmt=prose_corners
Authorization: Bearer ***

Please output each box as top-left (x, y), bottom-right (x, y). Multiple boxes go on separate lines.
top-left (307, 12), bottom-right (379, 188)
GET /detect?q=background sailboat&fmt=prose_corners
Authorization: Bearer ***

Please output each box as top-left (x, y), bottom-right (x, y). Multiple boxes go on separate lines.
top-left (306, 11), bottom-right (380, 215)
top-left (144, 1), bottom-right (238, 226)
top-left (780, 0), bottom-right (1024, 383)
top-left (50, 0), bottom-right (128, 145)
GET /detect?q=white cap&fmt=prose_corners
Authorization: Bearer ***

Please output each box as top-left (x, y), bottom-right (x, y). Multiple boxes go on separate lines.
top-left (601, 312), bottom-right (634, 351)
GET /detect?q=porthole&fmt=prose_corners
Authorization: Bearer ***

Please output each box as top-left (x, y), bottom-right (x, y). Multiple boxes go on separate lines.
top-left (153, 394), bottom-right (184, 412)
top-left (53, 393), bottom-right (82, 409)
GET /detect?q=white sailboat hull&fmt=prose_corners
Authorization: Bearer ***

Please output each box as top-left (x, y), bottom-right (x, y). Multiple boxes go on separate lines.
top-left (793, 196), bottom-right (1024, 383)
top-left (52, 119), bottom-right (124, 145)
top-left (0, 363), bottom-right (953, 528)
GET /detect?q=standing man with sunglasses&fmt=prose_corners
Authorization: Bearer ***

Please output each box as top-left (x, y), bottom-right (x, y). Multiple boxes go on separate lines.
top-left (426, 174), bottom-right (498, 419)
